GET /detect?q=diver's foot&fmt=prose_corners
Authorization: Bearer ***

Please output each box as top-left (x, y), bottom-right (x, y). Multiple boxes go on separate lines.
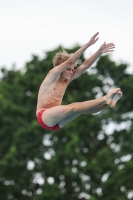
top-left (106, 88), bottom-right (122, 108)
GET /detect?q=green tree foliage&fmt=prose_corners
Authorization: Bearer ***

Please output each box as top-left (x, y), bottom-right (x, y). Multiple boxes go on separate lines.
top-left (0, 46), bottom-right (133, 200)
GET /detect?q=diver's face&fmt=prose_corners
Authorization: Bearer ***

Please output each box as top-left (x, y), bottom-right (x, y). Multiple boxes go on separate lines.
top-left (61, 64), bottom-right (75, 81)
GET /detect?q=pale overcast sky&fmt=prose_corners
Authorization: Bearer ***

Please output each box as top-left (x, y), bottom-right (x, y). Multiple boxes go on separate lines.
top-left (0, 0), bottom-right (133, 72)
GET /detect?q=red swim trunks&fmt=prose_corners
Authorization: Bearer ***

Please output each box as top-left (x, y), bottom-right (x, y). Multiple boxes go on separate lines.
top-left (37, 110), bottom-right (60, 131)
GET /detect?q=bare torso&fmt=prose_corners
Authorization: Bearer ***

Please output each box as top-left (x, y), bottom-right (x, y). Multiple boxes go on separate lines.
top-left (36, 71), bottom-right (69, 115)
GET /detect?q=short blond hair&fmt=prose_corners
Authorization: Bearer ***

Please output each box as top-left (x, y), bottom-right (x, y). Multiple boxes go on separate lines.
top-left (52, 49), bottom-right (78, 67)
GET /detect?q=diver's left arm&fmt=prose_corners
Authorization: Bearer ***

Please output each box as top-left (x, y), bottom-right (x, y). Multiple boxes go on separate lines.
top-left (70, 42), bottom-right (115, 81)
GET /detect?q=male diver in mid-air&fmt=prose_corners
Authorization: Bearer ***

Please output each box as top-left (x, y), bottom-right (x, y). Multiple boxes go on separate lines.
top-left (36, 32), bottom-right (122, 131)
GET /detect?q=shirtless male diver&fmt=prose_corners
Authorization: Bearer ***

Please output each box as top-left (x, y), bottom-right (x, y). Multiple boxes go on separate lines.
top-left (36, 32), bottom-right (122, 131)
